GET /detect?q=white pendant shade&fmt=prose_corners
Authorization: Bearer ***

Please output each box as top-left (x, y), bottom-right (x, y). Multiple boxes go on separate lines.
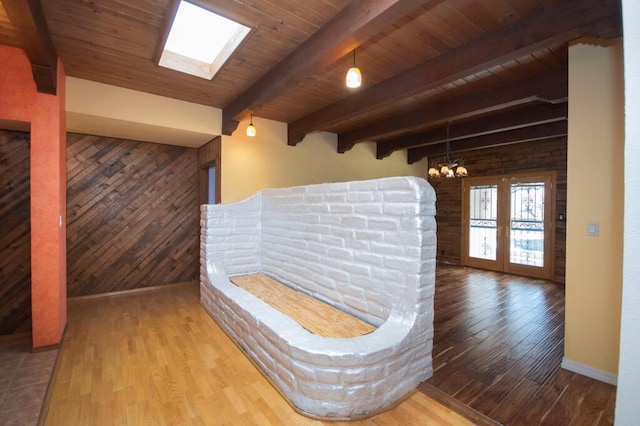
top-left (246, 114), bottom-right (256, 137)
top-left (346, 66), bottom-right (362, 88)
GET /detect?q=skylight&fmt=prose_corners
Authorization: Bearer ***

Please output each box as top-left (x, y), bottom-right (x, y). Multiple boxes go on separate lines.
top-left (158, 1), bottom-right (250, 80)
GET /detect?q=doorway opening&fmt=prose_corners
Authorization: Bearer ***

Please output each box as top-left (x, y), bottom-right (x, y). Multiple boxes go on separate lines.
top-left (0, 129), bottom-right (32, 337)
top-left (198, 137), bottom-right (221, 206)
top-left (461, 172), bottom-right (556, 280)
top-left (207, 165), bottom-right (216, 204)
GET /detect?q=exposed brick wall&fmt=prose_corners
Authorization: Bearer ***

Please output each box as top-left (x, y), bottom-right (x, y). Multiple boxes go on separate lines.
top-left (260, 179), bottom-right (435, 325)
top-left (429, 137), bottom-right (567, 282)
top-left (199, 194), bottom-right (261, 276)
top-left (200, 177), bottom-right (436, 418)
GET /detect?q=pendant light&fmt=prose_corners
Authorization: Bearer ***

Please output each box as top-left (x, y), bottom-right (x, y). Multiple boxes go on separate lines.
top-left (346, 49), bottom-right (362, 88)
top-left (246, 113), bottom-right (256, 137)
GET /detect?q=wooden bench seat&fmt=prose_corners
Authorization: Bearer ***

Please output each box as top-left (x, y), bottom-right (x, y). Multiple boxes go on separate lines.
top-left (230, 274), bottom-right (376, 338)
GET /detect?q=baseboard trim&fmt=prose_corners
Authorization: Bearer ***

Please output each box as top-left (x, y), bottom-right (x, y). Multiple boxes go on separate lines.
top-left (561, 358), bottom-right (618, 385)
top-left (32, 324), bottom-right (67, 353)
top-left (417, 382), bottom-right (500, 426)
top-left (68, 280), bottom-right (199, 303)
top-left (37, 326), bottom-right (66, 426)
top-left (31, 342), bottom-right (61, 352)
top-left (0, 332), bottom-right (32, 346)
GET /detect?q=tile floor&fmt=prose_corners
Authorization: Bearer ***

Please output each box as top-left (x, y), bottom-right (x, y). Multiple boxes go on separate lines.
top-left (0, 338), bottom-right (58, 426)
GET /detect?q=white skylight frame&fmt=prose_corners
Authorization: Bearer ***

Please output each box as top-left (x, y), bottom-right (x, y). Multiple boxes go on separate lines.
top-left (158, 1), bottom-right (250, 80)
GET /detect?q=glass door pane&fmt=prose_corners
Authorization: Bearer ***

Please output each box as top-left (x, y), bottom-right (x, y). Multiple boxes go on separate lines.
top-left (468, 184), bottom-right (498, 261)
top-left (509, 182), bottom-right (545, 267)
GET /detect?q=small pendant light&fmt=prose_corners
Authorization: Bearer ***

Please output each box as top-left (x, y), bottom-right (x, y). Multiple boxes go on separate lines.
top-left (346, 49), bottom-right (362, 88)
top-left (246, 113), bottom-right (256, 137)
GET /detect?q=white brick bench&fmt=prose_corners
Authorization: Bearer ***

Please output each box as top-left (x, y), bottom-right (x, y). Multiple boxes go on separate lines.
top-left (200, 176), bottom-right (436, 419)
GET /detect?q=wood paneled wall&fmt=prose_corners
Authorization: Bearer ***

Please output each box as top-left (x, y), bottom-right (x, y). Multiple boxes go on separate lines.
top-left (430, 136), bottom-right (567, 283)
top-left (67, 134), bottom-right (199, 297)
top-left (0, 130), bottom-right (31, 335)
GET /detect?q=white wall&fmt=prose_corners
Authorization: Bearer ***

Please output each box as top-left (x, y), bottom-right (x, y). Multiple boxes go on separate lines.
top-left (221, 116), bottom-right (428, 203)
top-left (65, 77), bottom-right (220, 147)
top-left (63, 77), bottom-right (428, 199)
top-left (616, 0), bottom-right (640, 423)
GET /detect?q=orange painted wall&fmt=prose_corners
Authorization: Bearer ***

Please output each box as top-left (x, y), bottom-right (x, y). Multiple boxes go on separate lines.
top-left (0, 45), bottom-right (67, 348)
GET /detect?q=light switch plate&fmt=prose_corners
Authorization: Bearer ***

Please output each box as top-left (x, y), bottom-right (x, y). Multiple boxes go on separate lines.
top-left (587, 221), bottom-right (599, 236)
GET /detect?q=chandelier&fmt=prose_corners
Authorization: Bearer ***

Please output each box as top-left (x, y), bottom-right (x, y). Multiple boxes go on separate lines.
top-left (428, 121), bottom-right (468, 178)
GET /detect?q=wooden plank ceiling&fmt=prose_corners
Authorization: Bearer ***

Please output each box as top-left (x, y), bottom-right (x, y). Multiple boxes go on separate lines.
top-left (0, 0), bottom-right (622, 159)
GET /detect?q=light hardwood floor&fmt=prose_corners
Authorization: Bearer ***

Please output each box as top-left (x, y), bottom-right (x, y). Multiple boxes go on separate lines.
top-left (230, 274), bottom-right (375, 337)
top-left (42, 283), bottom-right (472, 425)
top-left (40, 266), bottom-right (617, 425)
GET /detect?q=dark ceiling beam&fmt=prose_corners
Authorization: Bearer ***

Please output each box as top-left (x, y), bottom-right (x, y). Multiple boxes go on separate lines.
top-left (407, 121), bottom-right (568, 164)
top-left (340, 67), bottom-right (567, 152)
top-left (221, 0), bottom-right (432, 135)
top-left (288, 0), bottom-right (621, 146)
top-left (376, 102), bottom-right (568, 159)
top-left (3, 0), bottom-right (58, 94)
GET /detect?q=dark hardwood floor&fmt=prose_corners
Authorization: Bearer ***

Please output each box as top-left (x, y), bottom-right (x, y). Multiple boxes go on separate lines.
top-left (418, 265), bottom-right (616, 425)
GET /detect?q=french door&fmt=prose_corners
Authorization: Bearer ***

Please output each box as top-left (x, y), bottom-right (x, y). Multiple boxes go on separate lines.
top-left (461, 172), bottom-right (555, 280)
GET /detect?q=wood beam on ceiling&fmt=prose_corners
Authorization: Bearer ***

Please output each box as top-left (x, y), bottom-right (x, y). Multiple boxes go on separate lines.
top-left (340, 67), bottom-right (568, 153)
top-left (407, 120), bottom-right (568, 164)
top-left (376, 102), bottom-right (568, 159)
top-left (3, 0), bottom-right (58, 94)
top-left (220, 0), bottom-right (432, 135)
top-left (288, 0), bottom-right (621, 147)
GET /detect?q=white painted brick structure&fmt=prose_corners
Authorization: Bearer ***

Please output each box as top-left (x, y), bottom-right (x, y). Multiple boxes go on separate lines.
top-left (200, 176), bottom-right (436, 419)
